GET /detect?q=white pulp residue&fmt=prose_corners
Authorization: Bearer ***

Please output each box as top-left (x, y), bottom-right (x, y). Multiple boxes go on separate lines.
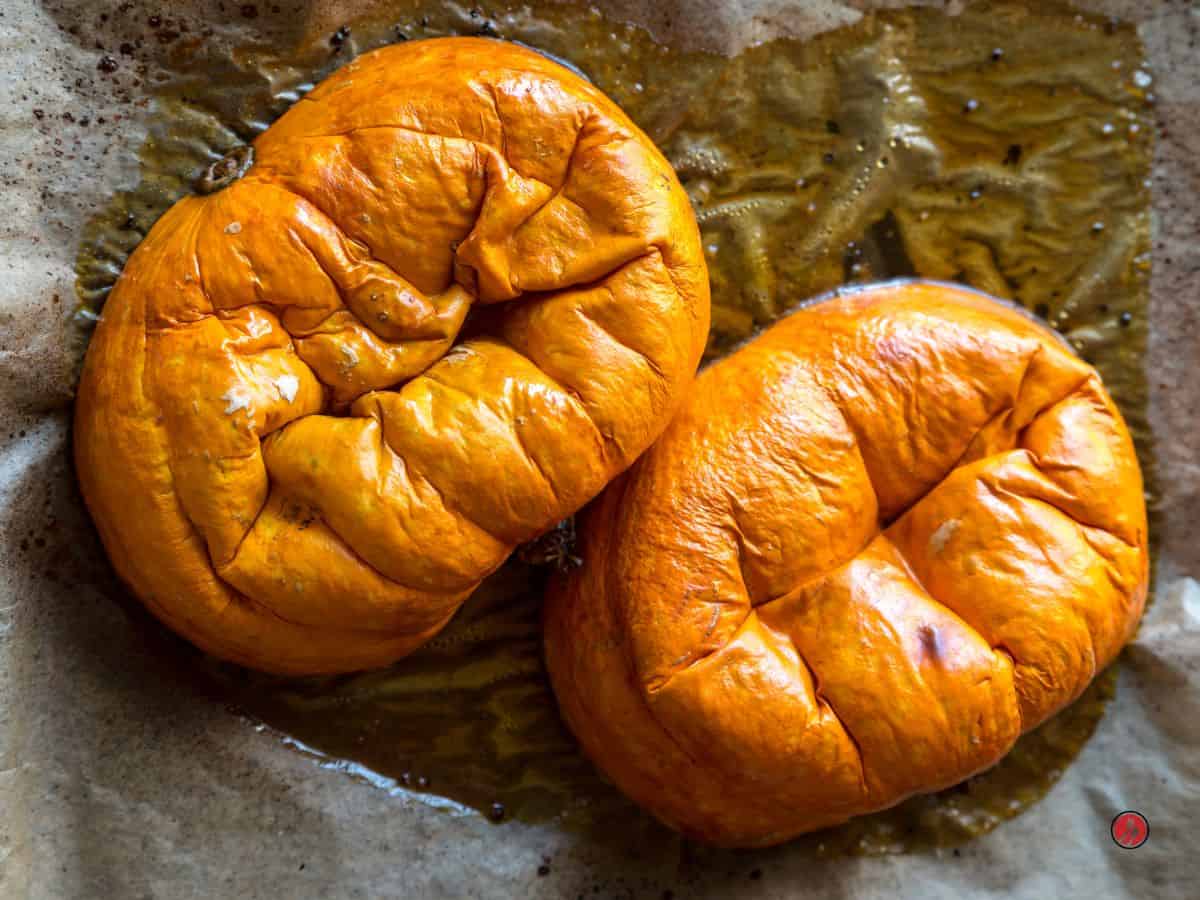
top-left (929, 518), bottom-right (961, 555)
top-left (274, 374), bottom-right (300, 403)
top-left (221, 385), bottom-right (254, 415)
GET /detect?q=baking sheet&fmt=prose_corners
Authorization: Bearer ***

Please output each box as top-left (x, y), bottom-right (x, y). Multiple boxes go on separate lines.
top-left (1, 1), bottom-right (1198, 897)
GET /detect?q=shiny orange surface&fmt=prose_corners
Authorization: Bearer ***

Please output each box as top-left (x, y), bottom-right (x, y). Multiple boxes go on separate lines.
top-left (544, 280), bottom-right (1148, 847)
top-left (74, 38), bottom-right (710, 674)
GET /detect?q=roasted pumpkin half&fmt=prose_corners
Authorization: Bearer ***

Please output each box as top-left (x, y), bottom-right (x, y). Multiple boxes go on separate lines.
top-left (74, 38), bottom-right (710, 674)
top-left (545, 280), bottom-right (1148, 847)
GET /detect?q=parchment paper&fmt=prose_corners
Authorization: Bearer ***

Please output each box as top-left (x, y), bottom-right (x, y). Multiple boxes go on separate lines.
top-left (1, 1), bottom-right (1197, 898)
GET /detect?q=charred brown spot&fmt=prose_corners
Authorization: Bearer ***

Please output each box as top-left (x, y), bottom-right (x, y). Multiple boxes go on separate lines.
top-left (195, 145), bottom-right (255, 195)
top-left (918, 625), bottom-right (943, 661)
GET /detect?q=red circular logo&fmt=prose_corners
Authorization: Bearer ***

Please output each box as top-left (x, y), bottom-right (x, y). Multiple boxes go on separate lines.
top-left (1111, 811), bottom-right (1149, 849)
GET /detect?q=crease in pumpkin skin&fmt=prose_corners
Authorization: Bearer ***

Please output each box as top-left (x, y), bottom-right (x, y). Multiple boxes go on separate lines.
top-left (494, 253), bottom-right (690, 464)
top-left (417, 363), bottom-right (562, 511)
top-left (500, 102), bottom-right (591, 226)
top-left (573, 301), bottom-right (668, 382)
top-left (644, 441), bottom-right (879, 694)
top-left (176, 240), bottom-right (333, 573)
top-left (654, 597), bottom-right (732, 681)
top-left (483, 335), bottom-right (596, 429)
top-left (505, 400), bottom-right (562, 507)
top-left (255, 117), bottom-right (610, 276)
top-left (939, 343), bottom-right (1044, 469)
top-left (970, 478), bottom-right (1106, 667)
top-left (492, 324), bottom-right (604, 434)
top-left (171, 469), bottom-right (434, 642)
top-left (1073, 523), bottom-right (1143, 602)
top-left (764, 613), bottom-right (871, 801)
top-left (369, 423), bottom-right (503, 560)
top-left (645, 449), bottom-right (1048, 703)
top-left (566, 490), bottom-right (715, 789)
top-left (481, 81), bottom-right (511, 168)
top-left (257, 422), bottom-right (490, 597)
top-left (1001, 432), bottom-right (1143, 554)
top-left (284, 82), bottom-right (633, 201)
top-left (252, 134), bottom-right (683, 415)
top-left (155, 204), bottom-right (270, 571)
top-left (871, 534), bottom-right (1026, 735)
top-left (1021, 426), bottom-right (1143, 548)
top-left (650, 243), bottom-right (705, 342)
top-left (240, 179), bottom-right (475, 349)
top-left (628, 609), bottom-right (739, 781)
top-left (887, 474), bottom-right (1097, 732)
top-left (222, 581), bottom-right (458, 642)
top-left (188, 200), bottom-right (217, 321)
top-left (356, 389), bottom-right (557, 551)
top-left (211, 187), bottom-right (364, 330)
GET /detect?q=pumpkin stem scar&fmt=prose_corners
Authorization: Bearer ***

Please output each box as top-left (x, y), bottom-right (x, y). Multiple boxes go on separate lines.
top-left (195, 145), bottom-right (255, 195)
top-left (517, 518), bottom-right (583, 572)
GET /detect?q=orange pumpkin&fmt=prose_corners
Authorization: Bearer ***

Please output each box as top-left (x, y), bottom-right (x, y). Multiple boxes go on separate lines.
top-left (544, 280), bottom-right (1148, 847)
top-left (74, 38), bottom-right (710, 675)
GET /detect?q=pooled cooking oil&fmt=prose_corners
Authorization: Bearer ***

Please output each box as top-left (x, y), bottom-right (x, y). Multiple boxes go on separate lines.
top-left (74, 0), bottom-right (1154, 858)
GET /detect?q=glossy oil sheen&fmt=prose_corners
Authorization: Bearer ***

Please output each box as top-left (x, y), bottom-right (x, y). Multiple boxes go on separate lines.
top-left (73, 0), bottom-right (1154, 855)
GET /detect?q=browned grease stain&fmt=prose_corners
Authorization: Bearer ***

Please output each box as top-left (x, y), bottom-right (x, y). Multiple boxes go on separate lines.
top-left (73, 0), bottom-right (1154, 856)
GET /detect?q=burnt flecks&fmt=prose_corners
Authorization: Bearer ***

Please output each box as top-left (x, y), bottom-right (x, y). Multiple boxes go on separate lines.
top-left (97, 55), bottom-right (119, 73)
top-left (330, 26), bottom-right (351, 51)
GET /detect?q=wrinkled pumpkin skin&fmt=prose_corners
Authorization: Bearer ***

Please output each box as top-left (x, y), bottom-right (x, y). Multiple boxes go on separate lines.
top-left (74, 38), bottom-right (710, 675)
top-left (544, 280), bottom-right (1148, 848)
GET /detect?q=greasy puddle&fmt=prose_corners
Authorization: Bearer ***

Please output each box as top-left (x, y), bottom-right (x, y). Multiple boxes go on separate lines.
top-left (73, 0), bottom-right (1155, 857)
